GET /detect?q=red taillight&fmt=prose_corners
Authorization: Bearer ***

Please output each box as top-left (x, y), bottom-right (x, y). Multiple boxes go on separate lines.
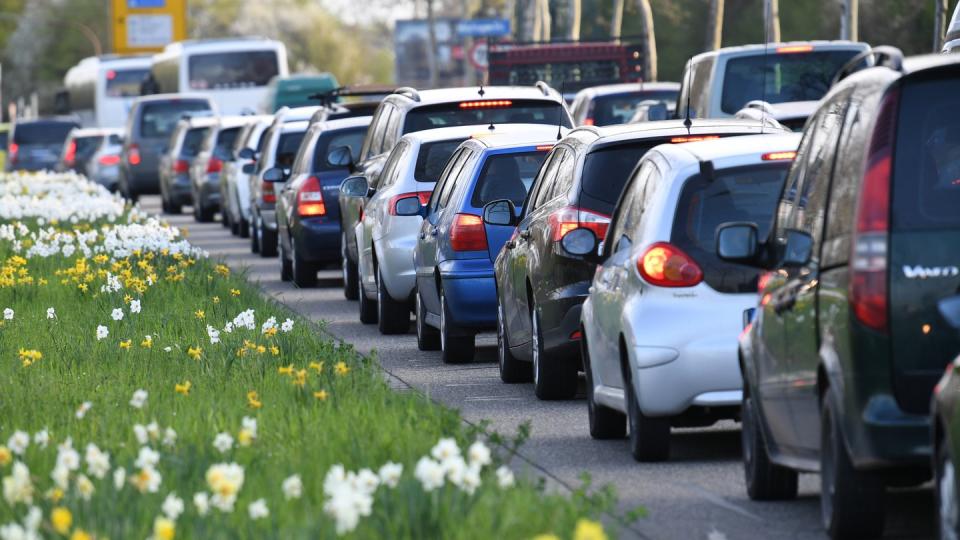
top-left (670, 135), bottom-right (720, 143)
top-left (262, 181), bottom-right (276, 203)
top-left (64, 141), bottom-right (77, 166)
top-left (106, 69), bottom-right (117, 80)
top-left (8, 142), bottom-right (18, 161)
top-left (98, 154), bottom-right (121, 166)
top-left (449, 213), bottom-right (487, 252)
top-left (850, 89), bottom-right (897, 334)
top-left (459, 100), bottom-right (512, 109)
top-left (388, 191), bottom-right (432, 216)
top-left (583, 118), bottom-right (595, 126)
top-left (206, 157), bottom-right (223, 173)
top-left (297, 176), bottom-right (326, 216)
top-left (761, 151), bottom-right (797, 161)
top-left (128, 144), bottom-right (141, 166)
top-left (569, 329), bottom-right (582, 340)
top-left (637, 242), bottom-right (703, 288)
top-left (548, 206), bottom-right (610, 243)
top-left (173, 159), bottom-right (189, 174)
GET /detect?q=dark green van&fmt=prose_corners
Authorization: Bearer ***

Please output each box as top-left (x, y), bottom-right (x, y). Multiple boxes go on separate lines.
top-left (262, 74), bottom-right (339, 113)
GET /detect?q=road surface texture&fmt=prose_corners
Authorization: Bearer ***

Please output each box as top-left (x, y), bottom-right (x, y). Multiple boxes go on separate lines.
top-left (149, 197), bottom-right (934, 540)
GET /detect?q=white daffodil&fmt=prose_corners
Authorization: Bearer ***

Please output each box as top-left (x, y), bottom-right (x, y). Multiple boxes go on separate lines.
top-left (96, 325), bottom-right (109, 341)
top-left (6, 432), bottom-right (28, 456)
top-left (248, 498), bottom-right (269, 520)
top-left (111, 308), bottom-right (124, 321)
top-left (76, 474), bottom-right (95, 500)
top-left (75, 401), bottom-right (92, 419)
top-left (46, 307), bottom-right (55, 319)
top-left (430, 438), bottom-right (460, 462)
top-left (129, 389), bottom-right (148, 409)
top-left (3, 308), bottom-right (13, 320)
top-left (468, 440), bottom-right (492, 467)
top-left (84, 443), bottom-right (111, 479)
top-left (162, 492), bottom-right (184, 520)
top-left (134, 446), bottom-right (160, 469)
top-left (414, 456), bottom-right (445, 491)
top-left (496, 465), bottom-right (515, 488)
top-left (113, 467), bottom-right (126, 490)
top-left (2, 462), bottom-right (33, 505)
top-left (162, 427), bottom-right (177, 448)
top-left (212, 433), bottom-right (234, 454)
top-left (130, 299), bottom-right (141, 314)
top-left (282, 474), bottom-right (302, 500)
top-left (32, 429), bottom-right (48, 450)
top-left (378, 462), bottom-right (403, 488)
top-left (281, 318), bottom-right (294, 332)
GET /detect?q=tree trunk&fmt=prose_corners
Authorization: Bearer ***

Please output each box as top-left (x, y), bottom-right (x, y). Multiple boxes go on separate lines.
top-left (935, 0), bottom-right (949, 51)
top-left (611, 0), bottom-right (624, 39)
top-left (840, 0), bottom-right (858, 41)
top-left (568, 0), bottom-right (581, 41)
top-left (427, 0), bottom-right (439, 88)
top-left (763, 0), bottom-right (780, 43)
top-left (705, 0), bottom-right (724, 51)
top-left (635, 0), bottom-right (657, 81)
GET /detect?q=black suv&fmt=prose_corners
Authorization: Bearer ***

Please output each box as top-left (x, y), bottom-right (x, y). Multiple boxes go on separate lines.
top-left (717, 49), bottom-right (960, 538)
top-left (490, 119), bottom-right (789, 400)
top-left (336, 84), bottom-right (572, 300)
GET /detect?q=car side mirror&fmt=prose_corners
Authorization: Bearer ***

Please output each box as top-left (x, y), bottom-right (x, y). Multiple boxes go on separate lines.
top-left (393, 195), bottom-right (423, 216)
top-left (938, 295), bottom-right (960, 331)
top-left (238, 147), bottom-right (256, 160)
top-left (716, 222), bottom-right (760, 265)
top-left (263, 167), bottom-right (286, 182)
top-left (328, 145), bottom-right (353, 167)
top-left (242, 163), bottom-right (255, 174)
top-left (340, 175), bottom-right (369, 198)
top-left (482, 199), bottom-right (517, 227)
top-left (782, 229), bottom-right (813, 267)
top-left (560, 228), bottom-right (598, 257)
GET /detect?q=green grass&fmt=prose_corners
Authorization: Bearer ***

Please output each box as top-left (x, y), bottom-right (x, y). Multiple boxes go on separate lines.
top-left (0, 194), bottom-right (618, 539)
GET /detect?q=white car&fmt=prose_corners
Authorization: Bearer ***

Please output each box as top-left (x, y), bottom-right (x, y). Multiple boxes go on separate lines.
top-left (353, 125), bottom-right (492, 334)
top-left (580, 132), bottom-right (801, 462)
top-left (222, 115), bottom-right (272, 237)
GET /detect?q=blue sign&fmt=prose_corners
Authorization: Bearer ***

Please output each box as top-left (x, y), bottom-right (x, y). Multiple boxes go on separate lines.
top-left (128, 0), bottom-right (166, 7)
top-left (456, 18), bottom-right (511, 38)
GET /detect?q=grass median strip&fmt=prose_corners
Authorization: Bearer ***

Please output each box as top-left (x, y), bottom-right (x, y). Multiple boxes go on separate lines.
top-left (0, 173), bottom-right (620, 539)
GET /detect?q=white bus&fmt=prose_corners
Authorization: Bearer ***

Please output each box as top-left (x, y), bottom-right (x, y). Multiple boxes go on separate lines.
top-left (63, 55), bottom-right (153, 128)
top-left (149, 38), bottom-right (289, 115)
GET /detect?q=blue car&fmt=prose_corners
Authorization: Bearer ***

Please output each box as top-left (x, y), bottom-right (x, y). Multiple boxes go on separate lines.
top-left (413, 125), bottom-right (564, 364)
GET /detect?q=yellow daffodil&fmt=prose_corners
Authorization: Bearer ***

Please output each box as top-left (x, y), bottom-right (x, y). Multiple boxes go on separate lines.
top-left (532, 535), bottom-right (561, 540)
top-left (236, 347), bottom-right (247, 358)
top-left (45, 487), bottom-right (64, 503)
top-left (153, 516), bottom-right (175, 540)
top-left (334, 361), bottom-right (350, 376)
top-left (313, 390), bottom-right (328, 401)
top-left (93, 254), bottom-right (109, 264)
top-left (263, 327), bottom-right (277, 338)
top-left (238, 429), bottom-right (254, 447)
top-left (247, 390), bottom-right (262, 409)
top-left (119, 340), bottom-right (132, 350)
top-left (38, 278), bottom-right (47, 286)
top-left (70, 529), bottom-right (92, 540)
top-left (18, 349), bottom-right (42, 367)
top-left (52, 507), bottom-right (72, 534)
top-left (175, 381), bottom-right (191, 396)
top-left (141, 336), bottom-right (153, 348)
top-left (230, 288), bottom-right (241, 297)
top-left (124, 294), bottom-right (133, 303)
top-left (187, 346), bottom-right (202, 361)
top-left (0, 446), bottom-right (11, 466)
top-left (269, 345), bottom-right (279, 356)
top-left (214, 264), bottom-right (230, 277)
top-left (293, 369), bottom-right (307, 387)
top-left (572, 519), bottom-right (608, 540)
top-left (212, 296), bottom-right (220, 304)
top-left (278, 365), bottom-right (294, 376)
top-left (194, 309), bottom-right (205, 320)
top-left (256, 345), bottom-right (266, 354)
top-left (78, 283), bottom-right (88, 292)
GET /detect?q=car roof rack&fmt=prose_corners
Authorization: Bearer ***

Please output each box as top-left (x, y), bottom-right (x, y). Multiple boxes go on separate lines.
top-left (535, 81), bottom-right (552, 96)
top-left (307, 86), bottom-right (394, 106)
top-left (832, 45), bottom-right (904, 86)
top-left (393, 87), bottom-right (421, 102)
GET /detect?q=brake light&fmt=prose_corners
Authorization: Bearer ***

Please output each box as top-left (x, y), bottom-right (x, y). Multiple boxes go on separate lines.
top-left (459, 100), bottom-right (513, 109)
top-left (776, 45), bottom-right (814, 54)
top-left (548, 206), bottom-right (611, 243)
top-left (449, 213), bottom-right (487, 251)
top-left (670, 135), bottom-right (720, 143)
top-left (762, 151), bottom-right (797, 161)
top-left (64, 141), bottom-right (77, 166)
top-left (262, 180), bottom-right (276, 203)
top-left (569, 329), bottom-right (582, 340)
top-left (128, 144), bottom-right (141, 166)
top-left (297, 176), bottom-right (326, 216)
top-left (98, 154), bottom-right (121, 166)
top-left (207, 157), bottom-right (223, 173)
top-left (583, 118), bottom-right (595, 126)
top-left (8, 142), bottom-right (17, 161)
top-left (637, 242), bottom-right (703, 287)
top-left (106, 69), bottom-right (116, 80)
top-left (535, 145), bottom-right (555, 151)
top-left (173, 159), bottom-right (189, 174)
top-left (850, 89), bottom-right (897, 333)
top-left (388, 191), bottom-right (432, 216)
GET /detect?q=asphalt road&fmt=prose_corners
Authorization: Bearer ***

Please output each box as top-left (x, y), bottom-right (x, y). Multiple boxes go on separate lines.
top-left (150, 197), bottom-right (935, 540)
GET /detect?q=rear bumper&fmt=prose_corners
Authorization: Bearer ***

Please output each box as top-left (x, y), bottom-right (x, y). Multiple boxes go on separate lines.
top-left (439, 258), bottom-right (497, 329)
top-left (293, 218), bottom-right (341, 263)
top-left (196, 175), bottom-right (221, 207)
top-left (539, 280), bottom-right (591, 359)
top-left (125, 164), bottom-right (160, 194)
top-left (842, 384), bottom-right (932, 469)
top-left (260, 208), bottom-right (277, 231)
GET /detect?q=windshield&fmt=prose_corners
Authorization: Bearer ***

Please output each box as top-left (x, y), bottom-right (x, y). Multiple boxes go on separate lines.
top-left (470, 150), bottom-right (549, 208)
top-left (415, 139), bottom-right (465, 182)
top-left (140, 101), bottom-right (212, 139)
top-left (672, 164), bottom-right (789, 293)
top-left (580, 142), bottom-right (658, 214)
top-left (189, 51), bottom-right (279, 90)
top-left (591, 91), bottom-right (678, 126)
top-left (404, 100), bottom-right (570, 132)
top-left (720, 50), bottom-right (860, 114)
top-left (106, 68), bottom-right (149, 98)
top-left (13, 122), bottom-right (77, 145)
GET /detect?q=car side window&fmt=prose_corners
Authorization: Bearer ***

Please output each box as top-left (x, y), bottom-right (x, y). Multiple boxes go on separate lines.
top-left (523, 151), bottom-right (558, 215)
top-left (552, 149), bottom-right (577, 201)
top-left (383, 109), bottom-right (403, 151)
top-left (430, 149), bottom-right (466, 212)
top-left (255, 128), bottom-right (276, 173)
top-left (291, 129), bottom-right (317, 175)
top-left (607, 160), bottom-right (655, 254)
top-left (773, 110), bottom-right (825, 243)
top-left (359, 105), bottom-right (387, 161)
top-left (377, 141), bottom-right (408, 190)
top-left (822, 96), bottom-right (867, 267)
top-left (371, 106), bottom-right (394, 156)
top-left (531, 150), bottom-right (565, 210)
top-left (439, 151), bottom-right (472, 209)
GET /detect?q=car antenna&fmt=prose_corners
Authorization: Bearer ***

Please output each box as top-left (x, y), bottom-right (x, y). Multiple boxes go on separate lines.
top-left (760, 31), bottom-right (770, 134)
top-left (555, 80), bottom-right (565, 141)
top-left (683, 61), bottom-right (693, 131)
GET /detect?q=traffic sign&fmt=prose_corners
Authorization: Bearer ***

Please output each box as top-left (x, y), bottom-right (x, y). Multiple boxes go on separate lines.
top-left (468, 42), bottom-right (489, 70)
top-left (111, 0), bottom-right (187, 54)
top-left (456, 18), bottom-right (510, 38)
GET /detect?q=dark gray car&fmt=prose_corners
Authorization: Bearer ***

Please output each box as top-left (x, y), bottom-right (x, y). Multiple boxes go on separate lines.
top-left (7, 119), bottom-right (79, 172)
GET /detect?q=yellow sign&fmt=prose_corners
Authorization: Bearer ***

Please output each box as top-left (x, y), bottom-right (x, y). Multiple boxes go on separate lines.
top-left (111, 0), bottom-right (187, 54)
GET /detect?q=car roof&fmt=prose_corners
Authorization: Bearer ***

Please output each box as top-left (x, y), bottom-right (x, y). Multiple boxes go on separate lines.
top-left (280, 120), bottom-right (309, 133)
top-left (576, 82), bottom-right (681, 98)
top-left (901, 52), bottom-right (960, 74)
top-left (273, 106), bottom-right (321, 124)
top-left (216, 116), bottom-right (257, 129)
top-left (311, 115), bottom-right (373, 131)
top-left (400, 124), bottom-right (504, 145)
top-left (162, 37), bottom-right (282, 53)
top-left (69, 127), bottom-right (123, 137)
top-left (654, 132), bottom-right (803, 171)
top-left (462, 124), bottom-right (567, 150)
top-left (384, 84), bottom-right (563, 108)
top-left (564, 118), bottom-right (789, 149)
top-left (687, 40), bottom-right (868, 64)
top-left (177, 116), bottom-right (218, 129)
top-left (132, 93), bottom-right (214, 105)
top-left (738, 100), bottom-right (819, 119)
top-left (14, 118), bottom-right (78, 126)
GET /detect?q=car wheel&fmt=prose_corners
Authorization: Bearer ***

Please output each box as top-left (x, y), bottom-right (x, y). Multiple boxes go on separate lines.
top-left (416, 288), bottom-right (440, 351)
top-left (250, 217), bottom-right (260, 254)
top-left (342, 232), bottom-right (359, 300)
top-left (292, 239), bottom-right (317, 288)
top-left (820, 390), bottom-right (885, 539)
top-left (582, 328), bottom-right (625, 439)
top-left (742, 389), bottom-right (797, 500)
top-left (221, 208), bottom-right (230, 228)
top-left (532, 304), bottom-right (577, 400)
top-left (165, 197), bottom-right (182, 215)
top-left (939, 437), bottom-right (960, 540)
top-left (259, 220), bottom-right (278, 257)
top-left (279, 239), bottom-right (293, 282)
top-left (377, 266), bottom-right (409, 334)
top-left (440, 288), bottom-right (473, 364)
top-left (195, 202), bottom-right (215, 223)
top-left (358, 271), bottom-right (377, 324)
top-left (497, 301), bottom-right (531, 383)
top-left (626, 373), bottom-right (670, 462)
top-left (238, 217), bottom-right (250, 238)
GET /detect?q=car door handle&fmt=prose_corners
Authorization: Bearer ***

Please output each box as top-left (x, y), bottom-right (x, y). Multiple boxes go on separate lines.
top-left (505, 241), bottom-right (516, 249)
top-left (519, 230), bottom-right (531, 240)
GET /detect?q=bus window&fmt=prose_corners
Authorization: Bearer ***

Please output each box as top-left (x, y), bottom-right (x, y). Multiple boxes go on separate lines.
top-left (188, 51), bottom-right (279, 90)
top-left (106, 69), bottom-right (149, 97)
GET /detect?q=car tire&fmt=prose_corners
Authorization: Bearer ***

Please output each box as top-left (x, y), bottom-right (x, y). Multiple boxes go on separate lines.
top-left (440, 288), bottom-right (474, 364)
top-left (497, 301), bottom-right (531, 383)
top-left (259, 220), bottom-right (278, 257)
top-left (279, 240), bottom-right (293, 282)
top-left (221, 208), bottom-right (230, 228)
top-left (195, 202), bottom-right (215, 223)
top-left (250, 217), bottom-right (260, 254)
top-left (292, 240), bottom-right (317, 288)
top-left (358, 274), bottom-right (377, 324)
top-left (820, 391), bottom-right (885, 539)
top-left (230, 213), bottom-right (241, 235)
top-left (416, 288), bottom-right (440, 351)
top-left (342, 232), bottom-right (359, 300)
top-left (238, 217), bottom-right (250, 238)
top-left (532, 305), bottom-right (577, 400)
top-left (377, 266), bottom-right (408, 334)
top-left (626, 375), bottom-right (670, 462)
top-left (938, 435), bottom-right (960, 540)
top-left (742, 390), bottom-right (798, 500)
top-left (582, 329), bottom-right (625, 439)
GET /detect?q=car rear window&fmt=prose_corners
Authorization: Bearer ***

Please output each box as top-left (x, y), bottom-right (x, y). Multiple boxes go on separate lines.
top-left (591, 91), bottom-right (678, 126)
top-left (311, 127), bottom-right (367, 172)
top-left (671, 164), bottom-right (789, 293)
top-left (720, 49), bottom-right (861, 114)
top-left (73, 136), bottom-right (103, 159)
top-left (469, 150), bottom-right (549, 208)
top-left (275, 131), bottom-right (306, 169)
top-left (415, 139), bottom-right (466, 182)
top-left (13, 122), bottom-right (76, 145)
top-left (403, 99), bottom-right (571, 132)
top-left (140, 101), bottom-right (212, 139)
top-left (580, 142), bottom-right (659, 214)
top-left (105, 68), bottom-right (149, 98)
top-left (892, 77), bottom-right (960, 230)
top-left (215, 127), bottom-right (241, 155)
top-left (181, 128), bottom-right (209, 158)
